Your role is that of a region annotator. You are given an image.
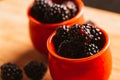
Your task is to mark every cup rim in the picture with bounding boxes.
[27,0,84,28]
[47,26,110,62]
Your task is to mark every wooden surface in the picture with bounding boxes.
[0,0,120,80]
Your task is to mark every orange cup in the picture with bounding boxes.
[47,26,112,80]
[28,0,85,55]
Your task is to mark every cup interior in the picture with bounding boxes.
[47,26,110,62]
[27,0,85,28]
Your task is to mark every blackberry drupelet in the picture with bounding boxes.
[24,61,47,80]
[84,43,99,57]
[0,63,23,80]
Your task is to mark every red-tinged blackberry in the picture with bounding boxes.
[80,24,93,38]
[80,24,102,42]
[81,24,104,49]
[84,43,99,57]
[52,25,69,50]
[24,61,47,80]
[0,63,23,80]
[69,24,93,44]
[63,1,78,18]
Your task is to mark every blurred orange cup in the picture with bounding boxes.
[47,26,112,80]
[28,0,85,55]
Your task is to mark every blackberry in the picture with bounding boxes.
[80,24,102,43]
[31,0,52,22]
[69,24,80,38]
[0,63,23,80]
[86,24,104,49]
[81,24,105,50]
[69,24,92,44]
[90,26,102,41]
[84,43,99,57]
[57,40,85,58]
[80,24,93,37]
[52,25,69,50]
[24,61,47,80]
[63,1,78,18]
[56,25,69,39]
[45,4,70,23]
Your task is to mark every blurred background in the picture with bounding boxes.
[83,0,120,13]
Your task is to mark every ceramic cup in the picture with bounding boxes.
[28,0,85,55]
[47,26,112,80]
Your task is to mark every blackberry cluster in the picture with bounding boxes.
[0,61,47,80]
[31,0,78,23]
[24,61,47,80]
[0,63,23,80]
[53,23,104,58]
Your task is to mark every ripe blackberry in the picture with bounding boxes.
[52,25,69,50]
[31,0,52,22]
[80,24,102,43]
[80,24,93,36]
[0,63,23,80]
[63,1,78,18]
[90,26,102,41]
[57,40,85,58]
[69,24,80,37]
[83,24,104,49]
[84,43,99,57]
[44,3,70,23]
[24,61,47,80]
[69,24,93,44]
[90,26,104,49]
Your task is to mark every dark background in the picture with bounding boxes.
[83,0,120,13]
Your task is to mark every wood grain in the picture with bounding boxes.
[0,0,120,80]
